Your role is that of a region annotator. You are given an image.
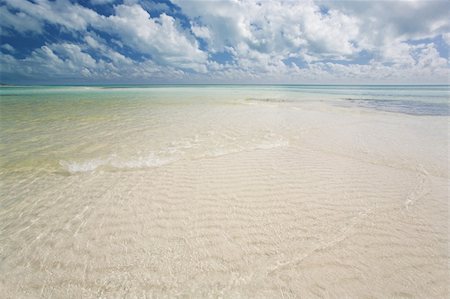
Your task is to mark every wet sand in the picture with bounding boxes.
[0,86,448,298]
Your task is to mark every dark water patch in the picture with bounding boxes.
[0,93,37,97]
[341,98,449,116]
[245,98,293,103]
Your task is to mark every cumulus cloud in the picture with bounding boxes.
[442,33,450,46]
[171,0,448,82]
[1,44,15,53]
[1,0,207,73]
[0,41,185,83]
[90,0,116,5]
[94,4,208,72]
[324,0,450,40]
[0,0,448,83]
[191,24,211,40]
[0,5,44,34]
[174,0,361,60]
[2,0,99,32]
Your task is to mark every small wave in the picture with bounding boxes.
[60,134,290,174]
[60,159,107,173]
[60,153,175,174]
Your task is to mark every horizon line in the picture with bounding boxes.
[1,83,449,87]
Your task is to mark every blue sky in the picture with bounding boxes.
[0,0,449,84]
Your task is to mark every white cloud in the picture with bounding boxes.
[94,3,208,72]
[172,0,448,82]
[173,0,360,60]
[381,41,416,65]
[90,0,115,5]
[413,43,447,69]
[3,0,99,31]
[0,6,44,34]
[325,0,449,40]
[0,0,448,83]
[0,38,187,82]
[191,24,211,40]
[442,33,450,46]
[1,0,208,73]
[1,44,15,53]
[322,0,450,62]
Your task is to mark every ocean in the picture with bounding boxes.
[0,85,448,297]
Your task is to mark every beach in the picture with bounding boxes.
[0,85,448,298]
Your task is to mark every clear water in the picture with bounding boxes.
[0,85,448,175]
[0,85,448,298]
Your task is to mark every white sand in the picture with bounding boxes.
[0,94,448,298]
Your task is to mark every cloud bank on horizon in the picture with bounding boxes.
[0,0,449,84]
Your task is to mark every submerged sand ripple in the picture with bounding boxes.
[0,90,448,298]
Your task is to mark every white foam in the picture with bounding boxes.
[60,153,175,174]
[60,134,289,174]
[60,159,108,173]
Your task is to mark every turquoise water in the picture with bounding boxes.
[0,84,448,298]
[0,85,448,175]
[2,84,448,104]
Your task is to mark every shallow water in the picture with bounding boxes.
[0,85,449,298]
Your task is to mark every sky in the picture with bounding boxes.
[0,0,449,84]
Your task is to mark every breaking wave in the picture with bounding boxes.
[59,135,289,174]
[60,153,175,174]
